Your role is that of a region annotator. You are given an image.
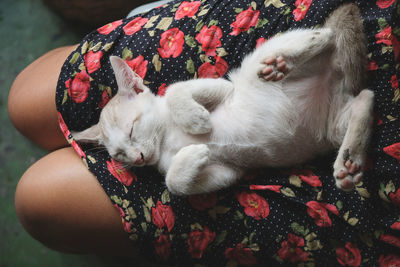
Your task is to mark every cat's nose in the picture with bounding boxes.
[134,153,144,165]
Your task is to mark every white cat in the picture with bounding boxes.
[74,4,374,195]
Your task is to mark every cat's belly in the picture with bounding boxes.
[208,133,330,168]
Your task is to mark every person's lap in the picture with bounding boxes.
[9,46,134,255]
[8,45,76,151]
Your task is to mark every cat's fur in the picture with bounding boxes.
[74,4,374,195]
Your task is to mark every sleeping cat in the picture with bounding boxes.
[74,3,374,195]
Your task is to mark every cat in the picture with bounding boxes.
[73,3,374,196]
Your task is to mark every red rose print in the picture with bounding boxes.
[114,204,132,233]
[195,25,223,56]
[297,169,322,187]
[71,140,86,158]
[389,189,400,206]
[175,1,201,20]
[66,70,91,103]
[123,17,149,35]
[277,233,309,263]
[107,158,136,186]
[157,83,168,96]
[198,56,229,78]
[391,75,399,89]
[256,37,267,48]
[155,234,172,261]
[57,112,71,139]
[99,90,111,109]
[152,200,175,232]
[97,19,123,34]
[188,192,218,211]
[225,243,258,266]
[379,254,400,267]
[376,0,395,9]
[367,60,379,71]
[187,226,215,259]
[158,28,185,58]
[376,27,400,61]
[383,142,400,162]
[237,191,269,220]
[376,26,393,46]
[84,50,103,74]
[336,242,362,267]
[380,234,400,248]
[230,6,260,36]
[393,35,400,61]
[125,55,148,79]
[293,0,313,21]
[249,184,282,192]
[391,222,400,230]
[306,201,338,227]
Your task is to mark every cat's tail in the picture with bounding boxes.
[324,3,367,95]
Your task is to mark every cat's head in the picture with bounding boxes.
[73,56,163,166]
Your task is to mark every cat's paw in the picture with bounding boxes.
[333,148,364,191]
[174,104,212,135]
[166,144,210,195]
[186,106,212,135]
[258,55,289,81]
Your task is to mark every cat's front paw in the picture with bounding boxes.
[184,106,212,135]
[258,55,289,81]
[333,148,365,191]
[166,144,210,195]
[173,103,212,135]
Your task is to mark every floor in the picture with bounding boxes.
[0,1,159,266]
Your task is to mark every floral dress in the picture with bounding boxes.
[56,0,400,266]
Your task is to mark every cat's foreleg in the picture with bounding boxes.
[333,90,374,191]
[166,144,210,195]
[166,78,234,135]
[165,144,241,195]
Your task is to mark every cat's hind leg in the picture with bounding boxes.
[258,55,289,81]
[252,28,335,82]
[333,90,374,191]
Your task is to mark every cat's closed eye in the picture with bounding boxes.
[115,150,127,159]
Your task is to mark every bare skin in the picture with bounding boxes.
[8,46,137,256]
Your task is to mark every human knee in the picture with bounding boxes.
[14,163,61,249]
[8,71,28,133]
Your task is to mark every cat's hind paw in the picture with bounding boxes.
[258,56,289,81]
[333,149,364,191]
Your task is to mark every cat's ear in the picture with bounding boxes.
[110,56,147,99]
[72,124,101,144]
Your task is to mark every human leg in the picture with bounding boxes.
[14,147,137,256]
[8,45,78,151]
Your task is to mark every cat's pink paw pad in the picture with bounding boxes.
[345,160,360,174]
[333,149,364,192]
[259,56,289,81]
[338,178,355,191]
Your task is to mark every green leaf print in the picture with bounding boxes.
[186,58,195,74]
[69,52,80,65]
[122,47,133,60]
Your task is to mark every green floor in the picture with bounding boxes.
[0,1,158,266]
